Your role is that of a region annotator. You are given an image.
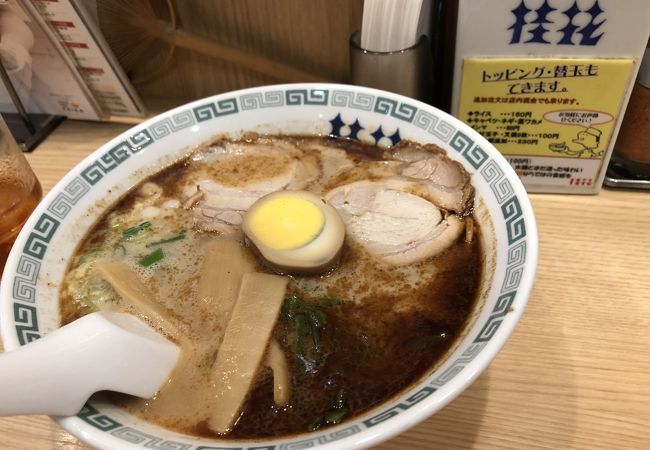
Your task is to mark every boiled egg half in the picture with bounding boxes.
[242,190,345,273]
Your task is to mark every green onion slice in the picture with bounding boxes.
[139,248,164,267]
[122,221,152,240]
[145,230,187,247]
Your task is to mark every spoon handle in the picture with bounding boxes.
[0,312,180,416]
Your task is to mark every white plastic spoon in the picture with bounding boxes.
[0,311,180,416]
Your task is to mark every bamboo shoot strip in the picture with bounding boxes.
[266,339,290,406]
[208,273,288,433]
[96,262,186,344]
[196,240,256,340]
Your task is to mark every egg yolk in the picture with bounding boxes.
[248,196,325,250]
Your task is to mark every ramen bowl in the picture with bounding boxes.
[0,83,538,449]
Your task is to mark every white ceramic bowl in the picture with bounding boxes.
[0,83,538,450]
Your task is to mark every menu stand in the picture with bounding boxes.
[0,59,64,152]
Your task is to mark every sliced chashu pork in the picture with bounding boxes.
[325,142,474,215]
[296,142,357,194]
[325,180,464,265]
[182,139,319,234]
[383,143,474,214]
[182,138,367,234]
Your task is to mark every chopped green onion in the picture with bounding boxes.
[307,309,326,328]
[332,388,346,409]
[306,308,325,354]
[138,248,164,267]
[307,416,324,431]
[282,295,301,321]
[294,314,307,358]
[145,230,187,247]
[113,244,126,256]
[307,388,349,430]
[122,221,152,240]
[311,326,321,354]
[324,408,348,424]
[282,295,329,369]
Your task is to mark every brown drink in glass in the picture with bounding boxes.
[0,117,42,273]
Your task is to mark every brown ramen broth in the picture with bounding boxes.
[59,134,482,439]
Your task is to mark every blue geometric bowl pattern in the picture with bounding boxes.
[6,86,528,449]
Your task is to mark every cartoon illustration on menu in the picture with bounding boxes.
[549,126,604,158]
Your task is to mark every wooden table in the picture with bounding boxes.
[1,120,648,449]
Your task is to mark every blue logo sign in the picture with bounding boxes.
[509,0,605,46]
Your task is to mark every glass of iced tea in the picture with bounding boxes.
[0,115,42,274]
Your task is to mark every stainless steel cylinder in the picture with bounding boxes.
[350,31,431,102]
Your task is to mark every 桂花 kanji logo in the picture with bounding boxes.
[509,0,605,46]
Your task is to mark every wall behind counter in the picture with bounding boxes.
[96,0,364,113]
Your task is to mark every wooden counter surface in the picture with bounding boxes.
[1,120,648,449]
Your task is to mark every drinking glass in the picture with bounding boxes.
[0,115,42,273]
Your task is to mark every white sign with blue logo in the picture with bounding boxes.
[452,0,650,193]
